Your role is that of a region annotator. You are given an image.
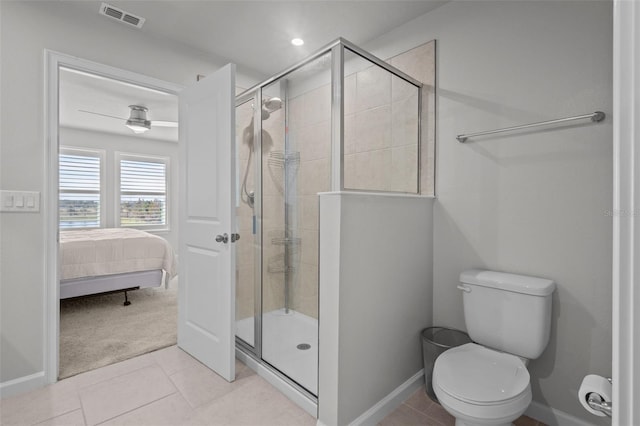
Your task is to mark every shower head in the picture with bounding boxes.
[263,97,283,112]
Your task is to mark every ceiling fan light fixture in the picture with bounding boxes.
[126,105,151,134]
[126,120,151,133]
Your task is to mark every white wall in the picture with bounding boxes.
[59,127,180,251]
[318,192,433,425]
[365,1,612,424]
[0,1,260,385]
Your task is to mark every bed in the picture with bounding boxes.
[59,228,177,301]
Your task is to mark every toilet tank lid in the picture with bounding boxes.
[460,269,555,296]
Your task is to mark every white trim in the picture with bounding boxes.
[612,0,638,425]
[44,50,183,385]
[348,369,424,426]
[525,401,596,426]
[0,371,46,398]
[235,348,318,418]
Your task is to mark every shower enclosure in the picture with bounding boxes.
[234,38,422,402]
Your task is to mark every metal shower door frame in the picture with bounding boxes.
[233,37,424,395]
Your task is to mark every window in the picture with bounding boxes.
[118,154,168,229]
[59,148,104,229]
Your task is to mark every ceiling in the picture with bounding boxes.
[59,68,179,142]
[64,1,446,77]
[57,1,446,140]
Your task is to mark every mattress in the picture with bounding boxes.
[59,228,177,281]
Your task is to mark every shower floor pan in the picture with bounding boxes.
[236,308,318,395]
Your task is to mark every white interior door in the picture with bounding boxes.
[178,64,236,382]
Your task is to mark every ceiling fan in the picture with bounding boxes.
[79,105,178,134]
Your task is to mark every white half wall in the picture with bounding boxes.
[318,192,434,426]
[364,1,613,424]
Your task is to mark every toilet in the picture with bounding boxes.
[432,269,555,426]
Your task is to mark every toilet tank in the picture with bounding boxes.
[459,269,555,360]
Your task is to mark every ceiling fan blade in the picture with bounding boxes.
[151,120,178,128]
[79,109,127,120]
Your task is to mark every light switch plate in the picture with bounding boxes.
[0,190,40,213]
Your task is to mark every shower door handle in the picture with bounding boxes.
[215,233,229,244]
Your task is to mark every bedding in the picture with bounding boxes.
[59,228,177,281]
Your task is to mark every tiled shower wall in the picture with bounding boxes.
[235,40,435,323]
[287,40,436,319]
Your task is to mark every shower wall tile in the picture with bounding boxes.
[344,74,357,116]
[391,73,417,103]
[299,195,319,231]
[300,229,319,267]
[264,40,436,318]
[300,158,330,196]
[344,149,392,191]
[338,41,433,194]
[355,64,392,111]
[263,162,285,197]
[391,145,419,193]
[288,97,303,132]
[302,85,331,127]
[391,94,419,147]
[293,263,319,319]
[388,41,436,196]
[355,105,392,152]
[261,195,286,231]
[388,41,435,89]
[298,120,331,161]
[344,113,357,155]
[262,270,285,313]
[343,154,358,189]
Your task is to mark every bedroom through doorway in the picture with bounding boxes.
[56,63,180,379]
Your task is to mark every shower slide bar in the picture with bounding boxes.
[456,111,606,143]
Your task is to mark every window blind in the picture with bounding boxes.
[119,159,166,226]
[59,153,101,229]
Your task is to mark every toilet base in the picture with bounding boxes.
[455,420,512,426]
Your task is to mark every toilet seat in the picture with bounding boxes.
[433,343,530,405]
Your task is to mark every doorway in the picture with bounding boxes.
[45,51,183,381]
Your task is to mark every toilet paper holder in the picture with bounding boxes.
[585,377,613,418]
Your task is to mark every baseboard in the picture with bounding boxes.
[0,371,46,399]
[349,369,424,426]
[526,400,597,426]
[235,348,318,418]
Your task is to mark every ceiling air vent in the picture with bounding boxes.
[99,3,145,29]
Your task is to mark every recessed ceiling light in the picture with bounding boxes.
[291,38,304,46]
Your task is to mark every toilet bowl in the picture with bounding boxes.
[433,343,532,426]
[432,270,555,426]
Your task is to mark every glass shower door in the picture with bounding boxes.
[260,52,332,396]
[235,99,258,348]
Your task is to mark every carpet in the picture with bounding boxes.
[59,278,177,379]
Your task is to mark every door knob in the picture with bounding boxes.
[215,233,229,243]
[231,233,240,243]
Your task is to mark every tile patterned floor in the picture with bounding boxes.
[1,345,546,426]
[380,386,546,426]
[0,346,315,426]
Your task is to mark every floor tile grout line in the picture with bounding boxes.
[168,365,258,410]
[78,387,89,426]
[71,356,161,392]
[29,407,83,426]
[92,390,180,426]
[402,403,449,426]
